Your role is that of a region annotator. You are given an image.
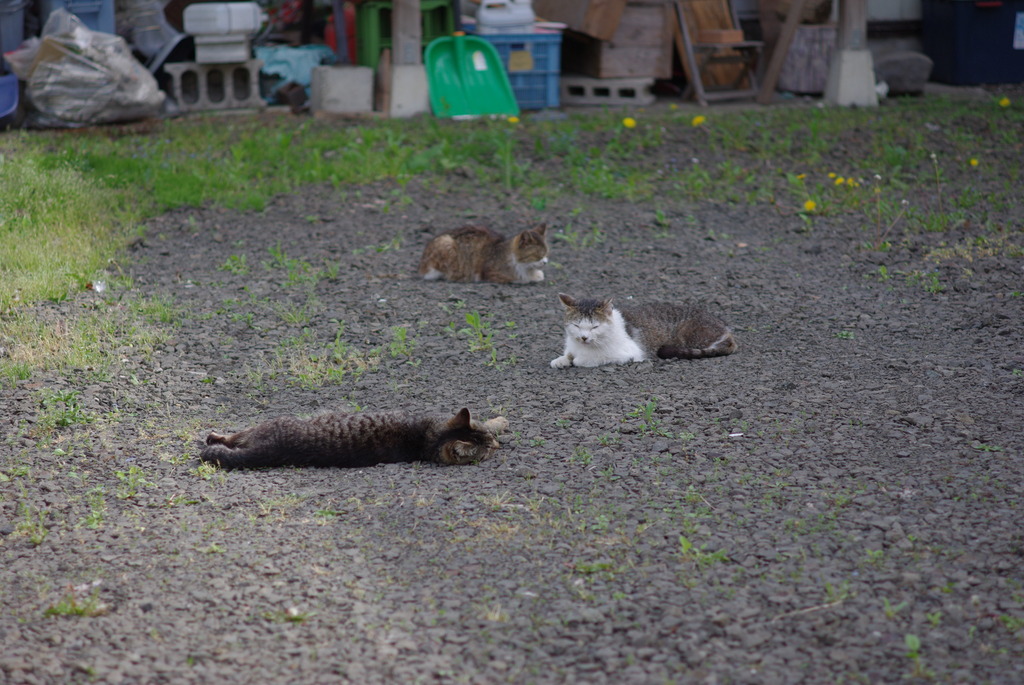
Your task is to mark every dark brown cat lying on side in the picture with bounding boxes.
[200,408,509,469]
[418,224,548,284]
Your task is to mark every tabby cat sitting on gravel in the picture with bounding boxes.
[418,223,548,284]
[200,409,509,469]
[551,293,737,368]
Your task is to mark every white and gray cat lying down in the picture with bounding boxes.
[551,293,736,368]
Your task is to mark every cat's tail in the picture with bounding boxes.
[657,333,738,359]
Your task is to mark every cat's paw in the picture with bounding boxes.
[484,416,509,434]
[550,355,573,369]
[529,269,545,283]
[205,431,227,446]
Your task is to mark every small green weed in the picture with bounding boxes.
[114,465,155,500]
[570,446,593,466]
[883,597,908,619]
[905,270,945,294]
[44,583,109,618]
[39,389,95,430]
[459,312,494,352]
[678,535,728,570]
[82,487,106,529]
[904,634,935,679]
[626,398,669,437]
[219,254,249,275]
[824,580,853,603]
[388,326,417,361]
[16,501,49,545]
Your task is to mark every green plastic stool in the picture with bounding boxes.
[356,0,455,70]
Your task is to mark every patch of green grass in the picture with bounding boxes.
[6,97,1021,316]
[0,299,172,387]
[114,464,155,500]
[678,535,729,570]
[626,398,670,437]
[44,584,109,618]
[219,254,249,275]
[81,487,106,529]
[0,152,140,311]
[16,501,50,546]
[388,326,417,361]
[38,389,95,432]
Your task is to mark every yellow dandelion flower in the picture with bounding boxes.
[669,103,679,110]
[796,173,807,180]
[622,117,637,129]
[835,176,845,185]
[803,199,817,212]
[998,97,1011,107]
[828,172,837,179]
[970,158,979,167]
[691,115,707,127]
[846,177,858,187]
[507,116,520,124]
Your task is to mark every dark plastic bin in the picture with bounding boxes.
[0,0,27,73]
[922,0,1024,84]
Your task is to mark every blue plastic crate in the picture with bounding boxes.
[40,0,115,35]
[476,32,561,110]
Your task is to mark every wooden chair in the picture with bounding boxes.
[673,0,764,106]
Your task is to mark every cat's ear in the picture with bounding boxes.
[599,298,614,315]
[448,407,472,429]
[558,293,576,308]
[533,223,548,237]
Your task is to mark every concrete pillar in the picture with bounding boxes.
[824,0,878,107]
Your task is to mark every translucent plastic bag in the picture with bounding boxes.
[22,9,165,127]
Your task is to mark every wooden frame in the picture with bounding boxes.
[673,0,764,106]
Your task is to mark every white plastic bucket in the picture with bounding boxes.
[476,0,534,35]
[183,2,265,36]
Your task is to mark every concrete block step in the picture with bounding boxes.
[560,75,656,107]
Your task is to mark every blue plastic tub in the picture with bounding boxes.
[0,72,17,118]
[40,0,115,35]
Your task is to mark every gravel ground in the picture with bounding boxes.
[2,107,1024,684]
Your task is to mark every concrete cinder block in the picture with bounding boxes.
[389,64,430,118]
[163,60,265,112]
[560,75,655,107]
[310,65,375,114]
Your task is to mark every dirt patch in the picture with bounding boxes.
[3,124,1024,682]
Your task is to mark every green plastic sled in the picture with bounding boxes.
[425,34,520,118]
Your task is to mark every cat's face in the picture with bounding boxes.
[558,293,613,346]
[436,408,501,465]
[512,224,549,266]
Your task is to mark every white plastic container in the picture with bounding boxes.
[183,2,264,36]
[476,0,535,35]
[194,35,252,63]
